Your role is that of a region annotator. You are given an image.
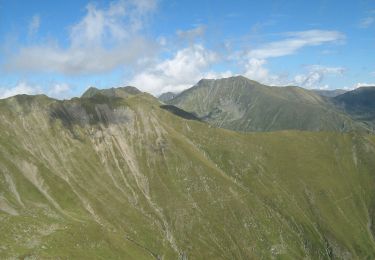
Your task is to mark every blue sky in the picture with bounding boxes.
[1,0,375,98]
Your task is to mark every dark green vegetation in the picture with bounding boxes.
[1,86,375,259]
[167,76,370,132]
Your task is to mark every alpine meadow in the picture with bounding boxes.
[1,0,375,259]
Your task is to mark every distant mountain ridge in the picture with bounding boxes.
[166,76,368,132]
[312,89,347,97]
[82,86,142,98]
[334,86,375,130]
[158,92,178,102]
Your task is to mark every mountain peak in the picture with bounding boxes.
[196,76,265,90]
[199,75,254,83]
[167,75,365,132]
[81,86,142,98]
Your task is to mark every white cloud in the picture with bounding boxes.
[247,30,345,59]
[204,70,234,79]
[47,83,72,99]
[239,30,346,87]
[242,58,289,86]
[28,15,40,36]
[243,58,270,83]
[359,17,374,28]
[130,44,225,94]
[0,82,40,99]
[243,60,345,88]
[352,82,375,89]
[8,39,153,75]
[0,82,73,99]
[129,29,346,92]
[6,0,157,75]
[69,0,154,47]
[293,65,345,88]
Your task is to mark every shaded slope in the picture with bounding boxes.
[160,105,201,121]
[168,76,365,132]
[0,91,375,258]
[334,86,375,129]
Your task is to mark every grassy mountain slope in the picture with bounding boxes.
[334,86,375,130]
[1,91,375,259]
[168,76,365,132]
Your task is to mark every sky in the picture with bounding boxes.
[1,0,375,99]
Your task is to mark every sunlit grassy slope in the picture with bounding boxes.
[1,91,375,259]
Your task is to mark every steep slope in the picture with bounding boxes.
[168,76,365,132]
[1,90,375,259]
[334,86,375,130]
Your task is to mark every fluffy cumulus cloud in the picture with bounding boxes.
[130,44,229,94]
[243,58,268,81]
[130,29,347,93]
[8,39,152,75]
[242,58,288,86]
[242,58,283,85]
[6,0,157,75]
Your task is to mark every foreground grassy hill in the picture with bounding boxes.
[167,76,367,132]
[1,90,375,259]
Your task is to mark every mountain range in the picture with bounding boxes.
[312,89,348,98]
[164,76,374,133]
[1,77,375,259]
